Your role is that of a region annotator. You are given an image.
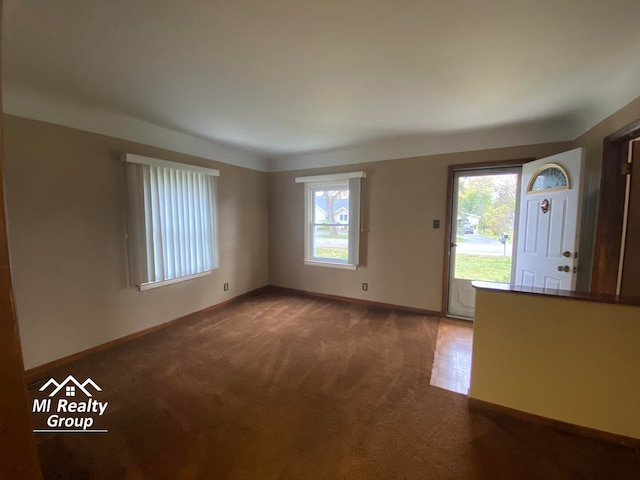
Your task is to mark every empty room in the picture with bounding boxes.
[2,1,640,478]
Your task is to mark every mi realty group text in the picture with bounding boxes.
[33,398,108,430]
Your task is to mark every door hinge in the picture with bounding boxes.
[623,162,633,175]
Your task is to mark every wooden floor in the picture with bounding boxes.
[430,318,473,394]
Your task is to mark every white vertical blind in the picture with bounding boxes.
[124,154,219,288]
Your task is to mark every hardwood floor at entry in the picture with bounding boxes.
[431,318,473,395]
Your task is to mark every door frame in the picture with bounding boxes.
[592,118,640,294]
[441,158,532,318]
[0,0,44,475]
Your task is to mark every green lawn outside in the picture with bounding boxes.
[314,249,510,280]
[315,247,348,260]
[316,233,348,239]
[455,254,511,283]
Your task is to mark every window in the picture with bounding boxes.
[123,154,219,290]
[295,171,365,269]
[527,163,570,193]
[65,386,75,397]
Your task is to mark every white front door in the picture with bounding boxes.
[514,148,585,290]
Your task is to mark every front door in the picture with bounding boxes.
[514,148,585,290]
[447,167,521,318]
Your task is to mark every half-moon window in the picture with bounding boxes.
[527,163,569,193]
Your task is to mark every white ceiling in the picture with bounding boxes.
[4,0,640,171]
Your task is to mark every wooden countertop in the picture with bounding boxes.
[472,281,640,308]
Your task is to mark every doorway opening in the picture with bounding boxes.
[443,150,586,319]
[444,164,523,320]
[592,118,640,294]
[617,138,640,296]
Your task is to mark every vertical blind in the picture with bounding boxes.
[124,154,219,289]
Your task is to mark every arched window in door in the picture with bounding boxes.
[526,163,570,193]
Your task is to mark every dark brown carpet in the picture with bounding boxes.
[28,290,640,479]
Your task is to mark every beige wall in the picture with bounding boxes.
[572,95,640,290]
[3,115,269,369]
[8,93,640,369]
[268,95,640,309]
[268,142,571,312]
[470,288,640,439]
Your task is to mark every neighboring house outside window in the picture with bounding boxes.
[295,171,365,269]
[123,153,219,290]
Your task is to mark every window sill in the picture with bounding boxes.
[138,271,212,291]
[304,260,358,270]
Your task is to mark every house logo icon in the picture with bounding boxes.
[39,375,102,397]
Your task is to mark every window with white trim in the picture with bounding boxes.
[123,154,219,290]
[295,171,365,269]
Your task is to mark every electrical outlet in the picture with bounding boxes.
[362,282,368,291]
[433,219,440,229]
[223,283,229,291]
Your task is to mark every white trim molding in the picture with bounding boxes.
[122,153,220,176]
[138,271,212,291]
[303,260,358,270]
[295,171,366,183]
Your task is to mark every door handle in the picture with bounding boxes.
[557,265,570,272]
[450,243,457,248]
[562,251,571,258]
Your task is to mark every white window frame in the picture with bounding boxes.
[123,153,220,290]
[295,171,365,270]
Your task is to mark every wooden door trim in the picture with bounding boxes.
[441,158,532,318]
[619,141,640,296]
[0,0,43,475]
[591,121,640,294]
